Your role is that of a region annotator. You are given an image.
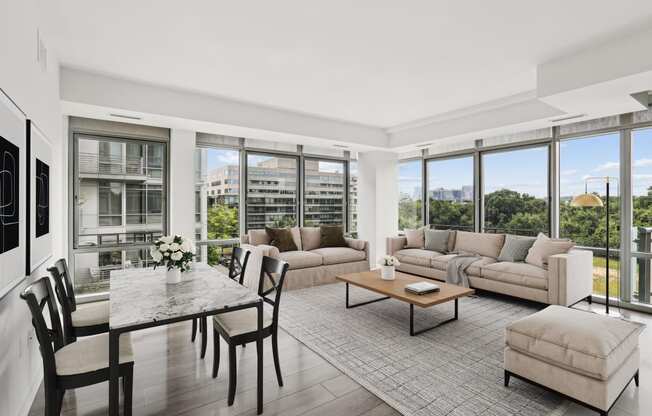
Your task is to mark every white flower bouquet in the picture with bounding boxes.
[379,255,400,267]
[151,235,195,273]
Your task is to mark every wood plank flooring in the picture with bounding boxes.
[27,298,652,416]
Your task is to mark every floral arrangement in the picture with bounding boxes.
[150,235,195,272]
[379,255,400,267]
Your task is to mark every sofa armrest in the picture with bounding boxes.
[345,237,368,258]
[547,249,593,306]
[386,237,406,256]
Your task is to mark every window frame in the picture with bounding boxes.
[302,155,348,229]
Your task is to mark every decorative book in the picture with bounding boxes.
[405,282,440,295]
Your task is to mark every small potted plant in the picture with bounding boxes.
[379,255,400,280]
[150,235,196,284]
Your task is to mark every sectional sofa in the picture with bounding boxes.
[241,227,369,290]
[387,230,593,306]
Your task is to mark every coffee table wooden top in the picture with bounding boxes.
[336,270,474,308]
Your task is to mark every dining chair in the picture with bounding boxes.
[212,255,289,406]
[48,258,109,343]
[21,277,134,416]
[193,246,251,359]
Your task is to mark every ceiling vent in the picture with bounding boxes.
[109,113,142,120]
[549,114,586,123]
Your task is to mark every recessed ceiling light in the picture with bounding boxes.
[549,114,586,123]
[109,113,142,120]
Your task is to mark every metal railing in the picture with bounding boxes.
[78,152,163,178]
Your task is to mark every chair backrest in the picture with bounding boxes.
[47,258,76,311]
[229,246,250,285]
[257,256,289,327]
[20,277,66,383]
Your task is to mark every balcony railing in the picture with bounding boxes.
[78,152,162,178]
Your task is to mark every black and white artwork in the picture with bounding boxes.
[0,90,26,299]
[35,158,49,237]
[0,135,20,253]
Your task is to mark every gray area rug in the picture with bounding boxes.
[278,282,570,416]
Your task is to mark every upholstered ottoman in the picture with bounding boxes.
[504,305,644,416]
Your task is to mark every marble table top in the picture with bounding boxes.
[109,262,261,330]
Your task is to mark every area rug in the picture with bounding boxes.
[278,282,570,416]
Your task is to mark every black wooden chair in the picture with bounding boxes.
[192,247,251,358]
[212,255,289,406]
[48,258,109,343]
[20,277,134,416]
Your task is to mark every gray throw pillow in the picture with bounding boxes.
[424,229,450,253]
[498,234,536,262]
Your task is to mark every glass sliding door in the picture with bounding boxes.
[303,159,346,227]
[426,156,474,231]
[559,132,620,299]
[482,145,549,236]
[398,159,423,230]
[246,153,298,229]
[73,135,167,295]
[631,127,652,304]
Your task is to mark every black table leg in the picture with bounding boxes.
[256,302,263,415]
[410,298,459,336]
[109,330,120,416]
[345,282,390,309]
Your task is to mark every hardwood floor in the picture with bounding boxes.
[27,299,651,416]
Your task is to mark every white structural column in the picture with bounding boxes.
[169,129,197,239]
[358,151,399,267]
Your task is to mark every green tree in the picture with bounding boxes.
[206,204,239,265]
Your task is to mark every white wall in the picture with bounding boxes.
[357,151,399,266]
[169,129,197,239]
[0,0,63,415]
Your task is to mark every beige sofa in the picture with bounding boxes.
[387,231,593,306]
[241,227,369,290]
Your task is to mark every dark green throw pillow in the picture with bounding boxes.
[265,227,298,252]
[319,225,347,248]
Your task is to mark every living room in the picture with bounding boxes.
[2,1,652,416]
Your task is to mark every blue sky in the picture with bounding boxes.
[399,128,652,199]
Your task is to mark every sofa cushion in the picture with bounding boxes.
[424,229,450,253]
[454,231,505,258]
[404,228,425,248]
[525,233,575,269]
[506,305,644,380]
[300,227,321,251]
[248,229,271,246]
[310,247,366,265]
[278,251,323,269]
[498,234,536,262]
[290,227,302,251]
[481,261,548,290]
[394,249,442,267]
[431,254,494,275]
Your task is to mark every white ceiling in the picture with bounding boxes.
[53,0,652,129]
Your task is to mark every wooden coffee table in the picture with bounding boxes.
[336,270,475,336]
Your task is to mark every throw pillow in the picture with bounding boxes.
[248,229,271,246]
[498,234,536,262]
[404,228,425,248]
[265,227,298,252]
[424,229,450,253]
[319,225,348,248]
[525,233,575,269]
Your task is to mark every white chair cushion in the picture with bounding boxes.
[481,262,548,290]
[278,250,323,269]
[309,247,366,265]
[506,305,644,381]
[394,249,442,267]
[214,308,273,337]
[55,333,134,376]
[71,300,110,327]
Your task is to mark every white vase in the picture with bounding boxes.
[166,268,182,284]
[381,265,395,280]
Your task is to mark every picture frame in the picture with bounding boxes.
[26,119,53,274]
[0,89,27,299]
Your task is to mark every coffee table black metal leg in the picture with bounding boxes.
[345,282,390,309]
[410,298,459,336]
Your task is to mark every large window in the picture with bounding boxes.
[349,160,358,235]
[482,146,549,236]
[560,133,620,298]
[304,159,346,227]
[398,159,423,230]
[194,147,240,265]
[632,127,652,304]
[427,156,474,231]
[246,153,298,229]
[73,135,167,295]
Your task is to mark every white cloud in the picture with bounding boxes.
[634,159,652,168]
[594,161,619,172]
[561,169,578,176]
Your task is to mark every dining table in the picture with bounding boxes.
[108,262,265,415]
